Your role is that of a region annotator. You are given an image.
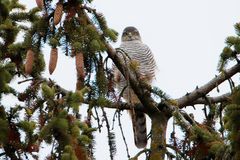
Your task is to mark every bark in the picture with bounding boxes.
[149,112,169,160]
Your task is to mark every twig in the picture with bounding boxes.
[111,110,118,130]
[94,106,102,132]
[117,110,130,159]
[116,48,132,60]
[0,152,5,157]
[18,78,34,84]
[166,144,188,160]
[166,150,175,160]
[227,78,235,92]
[202,105,208,121]
[218,103,225,138]
[101,107,116,160]
[24,153,29,160]
[51,139,56,155]
[118,85,128,102]
[130,149,151,160]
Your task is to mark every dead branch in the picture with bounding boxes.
[189,93,231,106]
[177,64,240,108]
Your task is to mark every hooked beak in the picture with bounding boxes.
[127,32,132,39]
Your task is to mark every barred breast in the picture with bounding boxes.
[113,40,156,94]
[119,40,156,79]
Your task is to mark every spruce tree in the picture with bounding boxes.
[1,0,240,160]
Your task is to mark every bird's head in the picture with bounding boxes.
[121,26,142,42]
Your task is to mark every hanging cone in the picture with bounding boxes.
[25,49,35,74]
[54,2,63,25]
[48,48,58,74]
[75,52,85,90]
[35,0,44,9]
[75,52,85,79]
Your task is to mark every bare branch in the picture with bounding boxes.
[190,93,231,105]
[177,64,240,108]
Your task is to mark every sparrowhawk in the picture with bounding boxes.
[113,26,156,148]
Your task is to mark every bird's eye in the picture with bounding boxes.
[133,30,138,34]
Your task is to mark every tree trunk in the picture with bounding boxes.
[149,112,168,160]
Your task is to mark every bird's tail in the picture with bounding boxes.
[131,110,147,148]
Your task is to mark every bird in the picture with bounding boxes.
[113,26,156,148]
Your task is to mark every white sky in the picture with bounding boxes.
[13,0,240,159]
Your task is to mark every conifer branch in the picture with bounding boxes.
[177,63,240,108]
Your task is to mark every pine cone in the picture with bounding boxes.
[35,0,44,9]
[25,49,35,74]
[54,2,63,25]
[48,48,58,74]
[75,52,85,79]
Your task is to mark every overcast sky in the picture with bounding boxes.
[15,0,240,159]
